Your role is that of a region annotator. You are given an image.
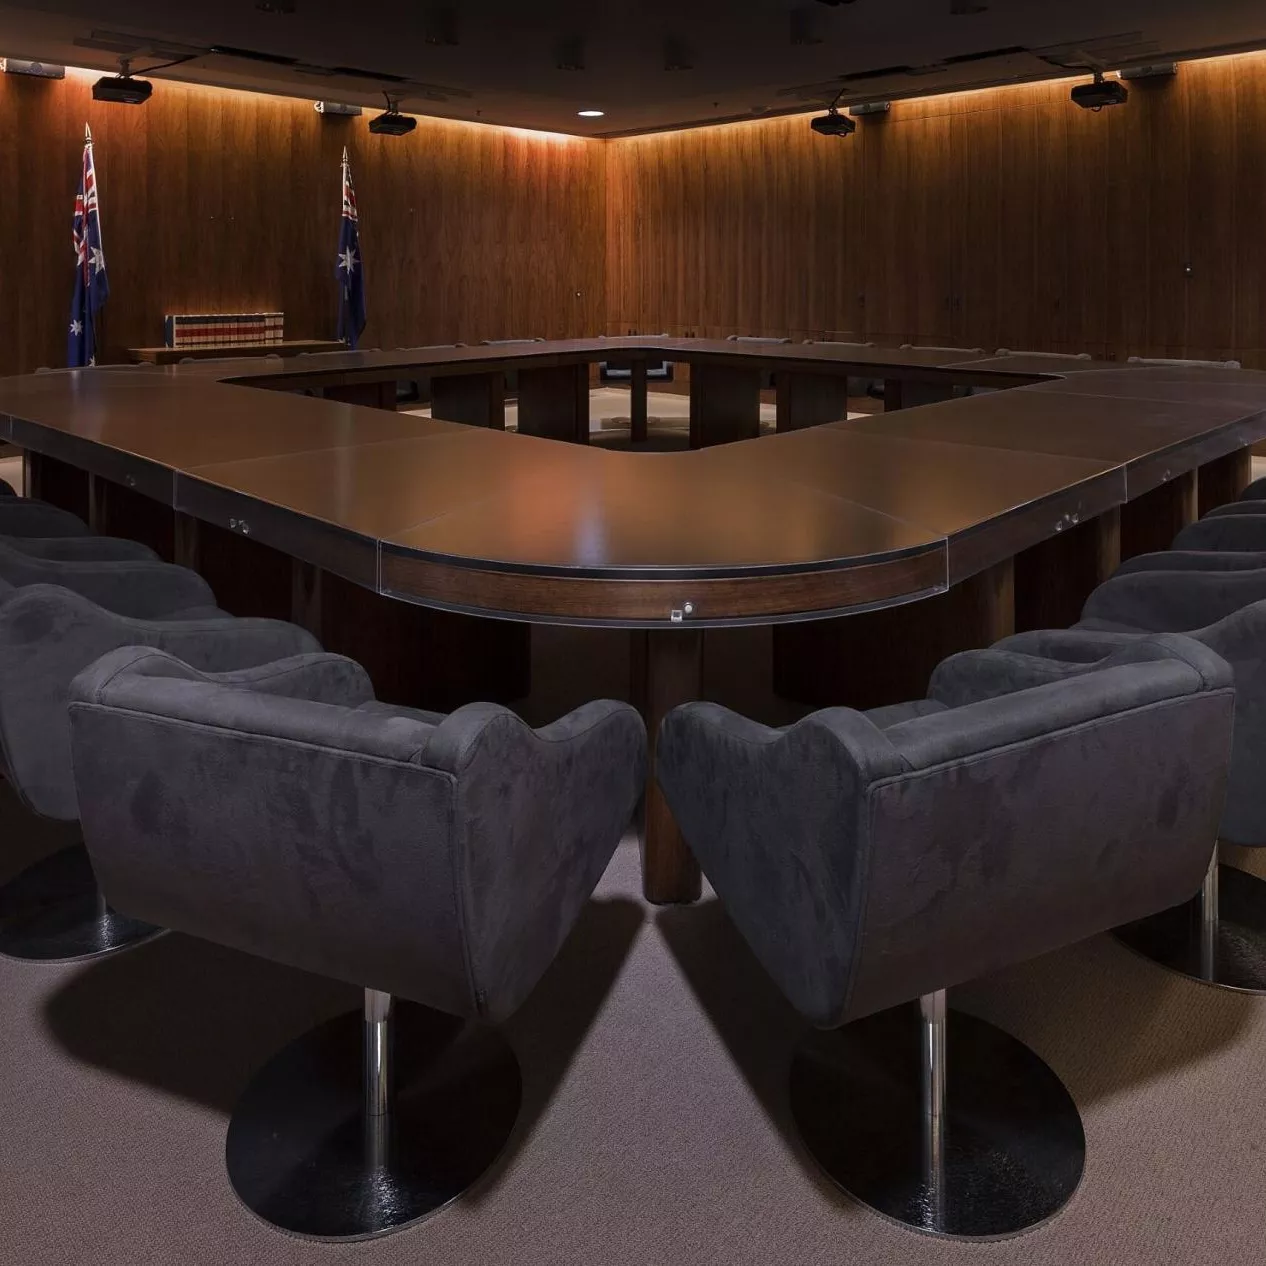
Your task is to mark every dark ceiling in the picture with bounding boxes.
[2,1,1266,135]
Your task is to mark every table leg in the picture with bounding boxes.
[518,364,590,444]
[23,451,90,522]
[689,365,761,448]
[776,372,851,432]
[1120,472,1198,560]
[431,372,506,429]
[1014,508,1120,633]
[630,360,648,444]
[323,381,398,411]
[1198,447,1252,517]
[631,628,704,905]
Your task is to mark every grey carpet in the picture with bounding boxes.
[3,621,1266,1263]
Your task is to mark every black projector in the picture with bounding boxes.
[368,110,416,136]
[92,74,153,105]
[1071,78,1128,110]
[811,108,856,138]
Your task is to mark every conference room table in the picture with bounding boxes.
[1,338,1262,903]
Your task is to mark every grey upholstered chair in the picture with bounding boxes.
[972,573,1266,993]
[1127,355,1242,369]
[0,565,319,963]
[994,348,1093,360]
[0,478,14,495]
[68,647,646,1240]
[657,635,1233,1238]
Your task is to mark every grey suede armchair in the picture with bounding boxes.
[68,646,647,1240]
[0,567,320,963]
[963,572,1266,994]
[657,635,1233,1238]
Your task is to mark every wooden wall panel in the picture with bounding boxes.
[605,50,1266,366]
[0,71,605,375]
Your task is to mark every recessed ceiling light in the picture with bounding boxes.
[577,109,605,117]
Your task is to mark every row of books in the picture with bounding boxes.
[164,312,284,349]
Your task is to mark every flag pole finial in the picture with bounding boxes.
[342,146,349,164]
[84,123,92,143]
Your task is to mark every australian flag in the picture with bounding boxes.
[336,148,366,348]
[68,124,109,367]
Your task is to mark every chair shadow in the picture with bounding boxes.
[42,895,645,1191]
[654,898,864,1214]
[951,930,1259,1110]
[658,894,1260,1211]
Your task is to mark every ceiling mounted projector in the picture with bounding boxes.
[1071,72,1128,110]
[92,57,153,104]
[92,72,152,104]
[369,93,416,135]
[811,106,856,137]
[369,109,416,135]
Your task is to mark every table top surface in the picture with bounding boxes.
[3,341,1264,626]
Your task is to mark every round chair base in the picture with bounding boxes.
[225,1003,523,1242]
[0,843,164,962]
[789,1005,1084,1240]
[1115,863,1266,994]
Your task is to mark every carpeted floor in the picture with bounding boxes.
[2,784,1265,1266]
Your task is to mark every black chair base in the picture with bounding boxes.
[226,1000,522,1241]
[1115,863,1266,994]
[789,1003,1084,1240]
[0,843,164,962]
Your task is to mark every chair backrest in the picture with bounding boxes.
[995,348,1092,360]
[480,337,544,345]
[727,335,790,344]
[899,343,986,356]
[659,636,1232,1028]
[69,647,645,1021]
[803,340,877,349]
[1128,355,1242,369]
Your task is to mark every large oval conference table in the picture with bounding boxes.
[2,337,1263,902]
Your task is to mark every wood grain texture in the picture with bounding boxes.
[0,71,604,375]
[605,51,1266,366]
[631,628,704,905]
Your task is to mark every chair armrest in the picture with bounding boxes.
[1115,549,1266,576]
[0,500,90,538]
[1081,567,1266,631]
[0,554,215,619]
[930,631,1231,707]
[2,534,160,563]
[73,646,371,708]
[1172,514,1266,552]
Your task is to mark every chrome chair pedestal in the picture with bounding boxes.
[789,992,1084,1240]
[226,989,522,1242]
[0,842,163,962]
[1115,849,1266,994]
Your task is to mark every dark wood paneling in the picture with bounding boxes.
[0,73,605,375]
[606,53,1266,366]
